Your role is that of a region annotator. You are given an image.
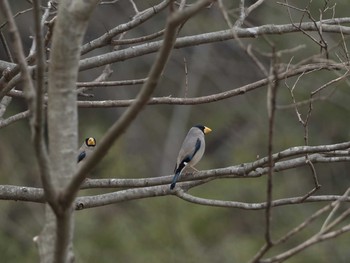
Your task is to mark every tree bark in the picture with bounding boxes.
[36,1,99,262]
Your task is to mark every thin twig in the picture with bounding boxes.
[265,46,278,247]
[0,7,33,29]
[321,187,350,231]
[0,30,13,62]
[77,64,113,96]
[76,78,147,87]
[260,187,350,262]
[183,57,189,98]
[111,29,165,45]
[261,223,350,263]
[311,69,350,95]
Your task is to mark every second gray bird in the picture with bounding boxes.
[78,137,96,163]
[170,125,212,190]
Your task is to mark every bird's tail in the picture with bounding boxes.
[170,162,186,190]
[170,172,180,190]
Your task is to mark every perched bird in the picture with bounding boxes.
[78,137,96,163]
[170,125,212,190]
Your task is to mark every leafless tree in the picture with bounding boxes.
[1,0,350,262]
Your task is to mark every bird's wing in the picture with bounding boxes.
[77,151,86,163]
[183,134,201,158]
[192,138,201,159]
[177,137,201,165]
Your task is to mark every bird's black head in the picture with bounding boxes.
[194,125,212,134]
[85,137,96,147]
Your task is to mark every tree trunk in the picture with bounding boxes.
[36,1,99,262]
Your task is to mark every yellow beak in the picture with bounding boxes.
[87,137,96,146]
[204,126,212,134]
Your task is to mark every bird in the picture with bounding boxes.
[78,137,96,163]
[170,125,212,190]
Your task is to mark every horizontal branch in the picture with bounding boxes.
[2,184,349,212]
[1,17,350,74]
[4,62,347,110]
[76,193,350,210]
[0,185,44,202]
[76,62,347,108]
[0,141,349,208]
[76,78,147,87]
[175,190,350,210]
[77,141,350,189]
[79,20,350,71]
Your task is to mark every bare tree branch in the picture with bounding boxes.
[261,223,350,263]
[76,77,147,88]
[0,0,35,122]
[79,20,350,71]
[81,0,172,54]
[0,141,348,204]
[0,109,30,128]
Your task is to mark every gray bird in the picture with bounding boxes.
[78,137,96,163]
[170,125,212,190]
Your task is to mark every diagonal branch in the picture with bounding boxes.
[81,0,172,54]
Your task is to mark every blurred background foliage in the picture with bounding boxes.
[1,0,350,262]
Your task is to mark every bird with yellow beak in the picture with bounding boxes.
[170,125,212,190]
[78,137,96,163]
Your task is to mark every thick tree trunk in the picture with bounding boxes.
[36,1,99,262]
